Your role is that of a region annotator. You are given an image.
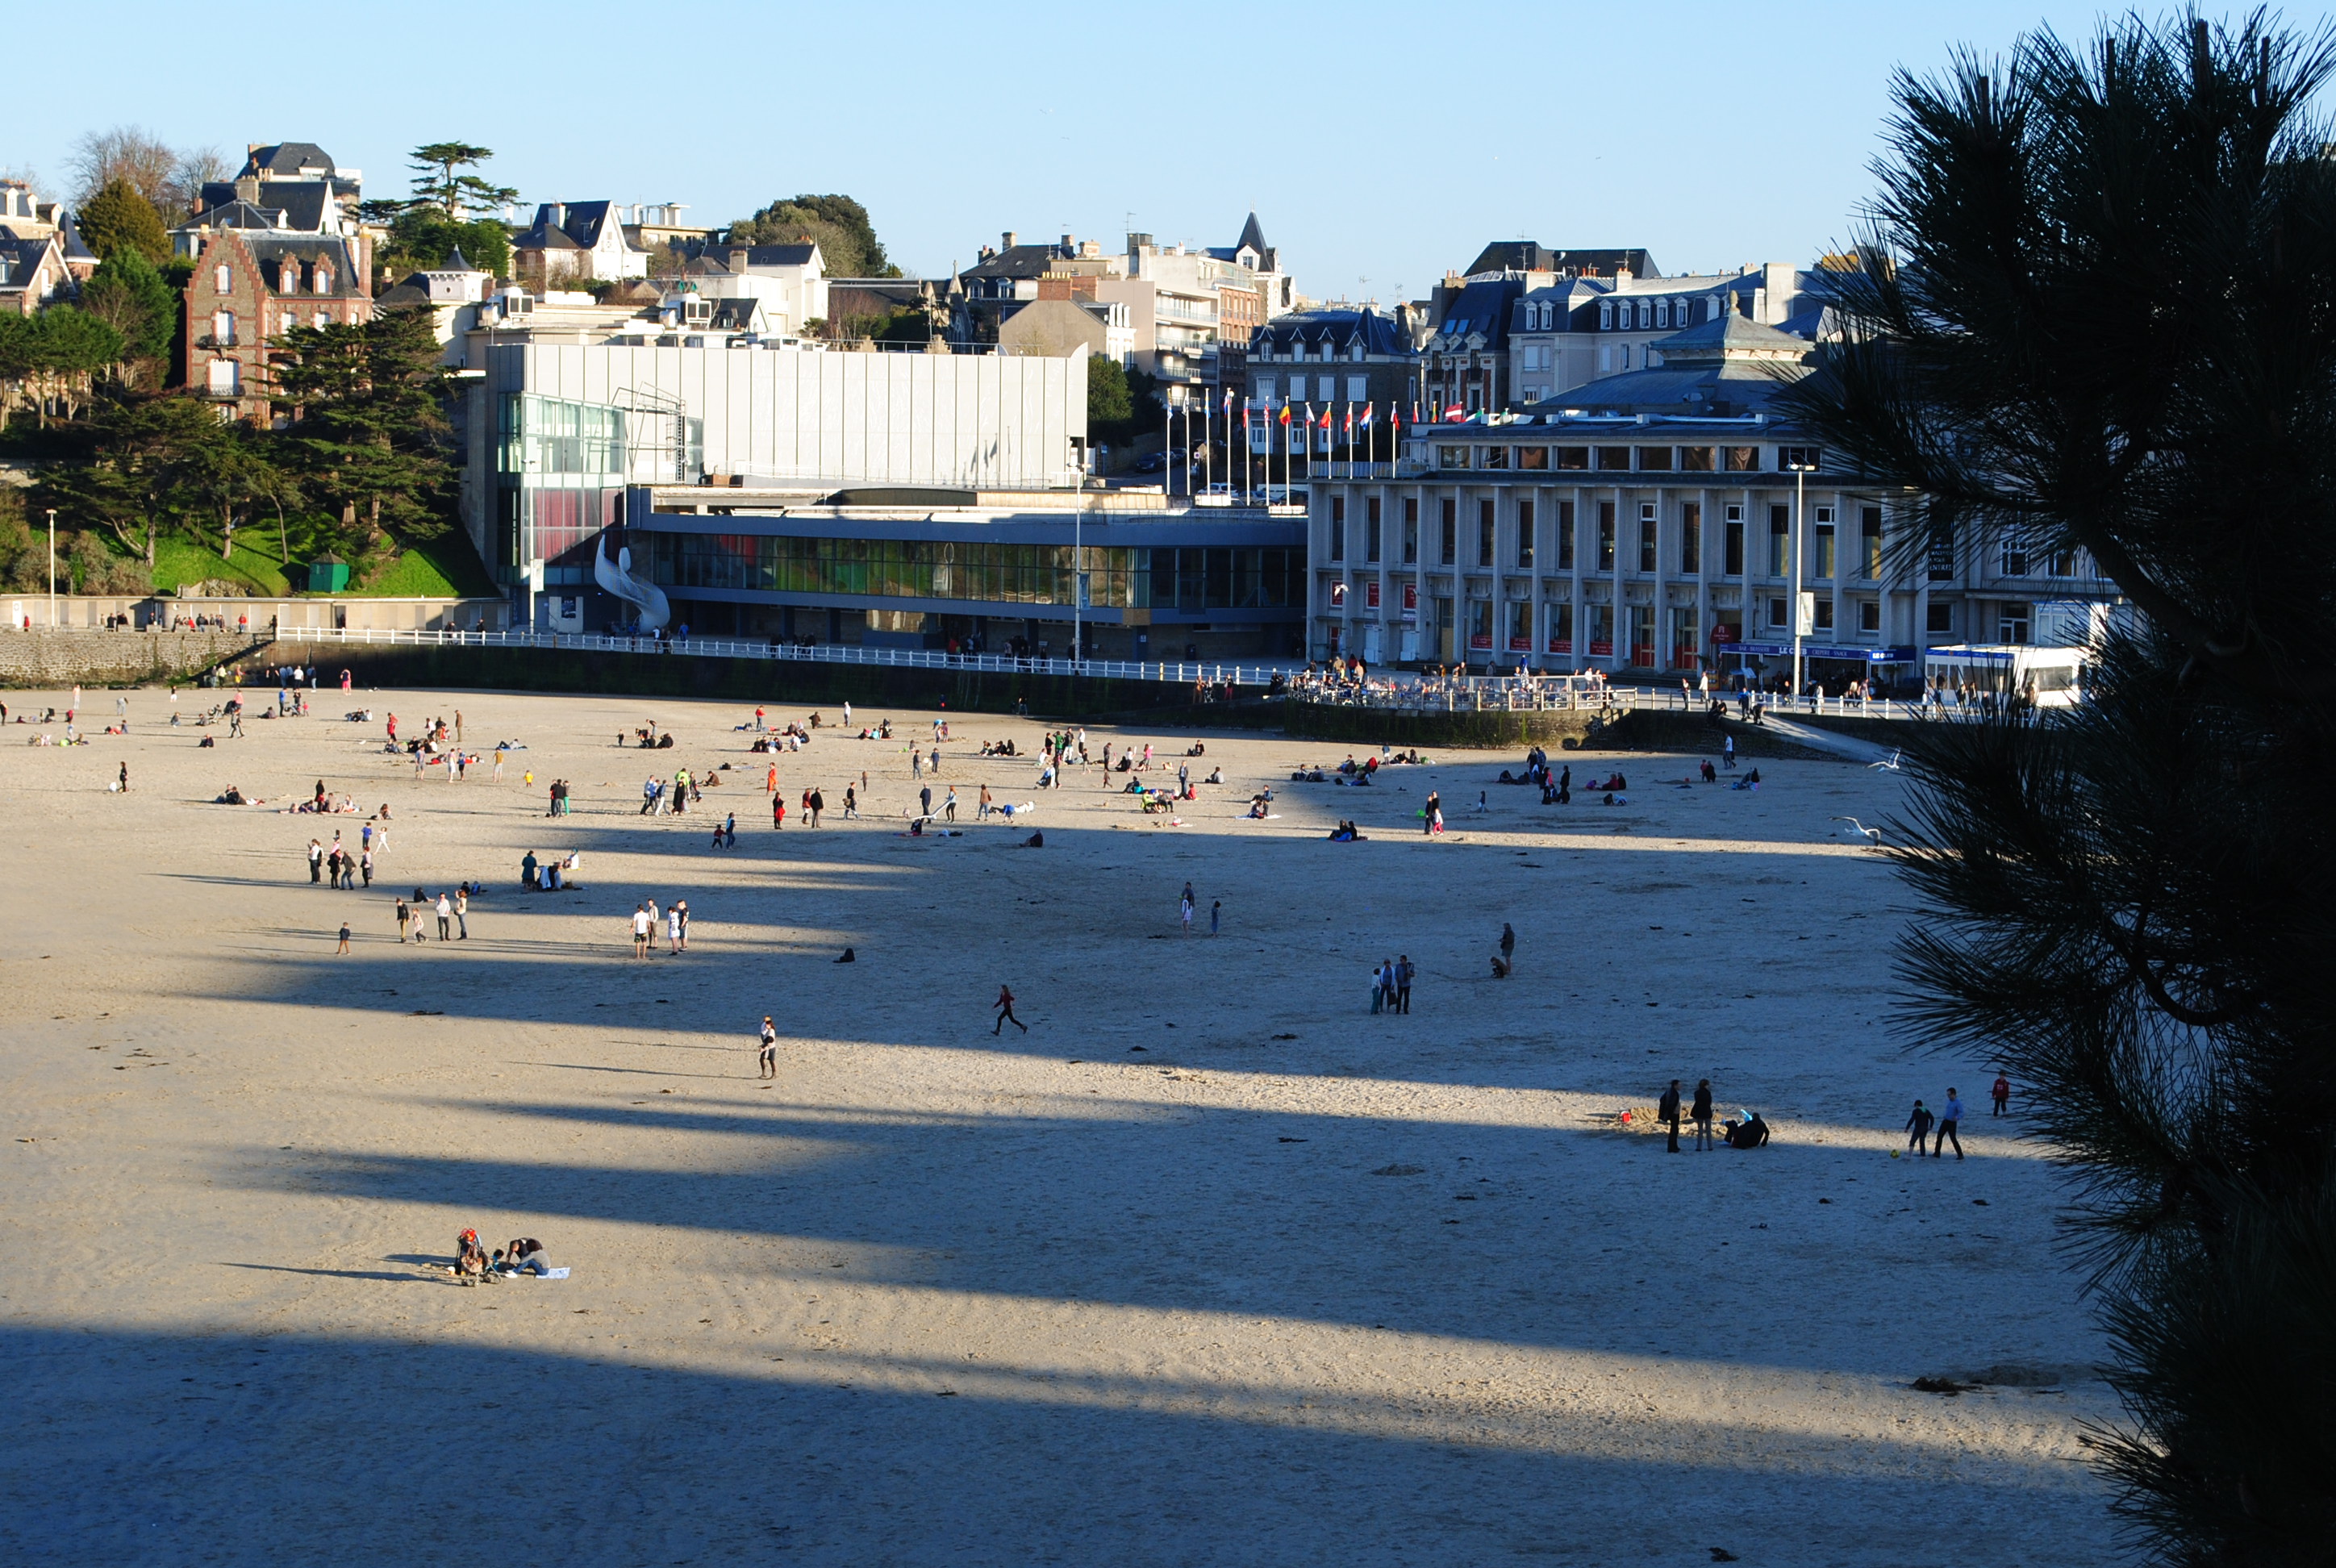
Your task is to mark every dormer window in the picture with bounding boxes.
[1599,302,1613,331]
[314,264,332,294]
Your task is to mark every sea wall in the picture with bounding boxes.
[232,640,1235,720]
[0,629,261,689]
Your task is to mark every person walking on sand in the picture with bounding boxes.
[1905,1098,1935,1155]
[1991,1073,2012,1117]
[994,984,1027,1034]
[454,887,469,940]
[308,839,324,884]
[757,1015,778,1079]
[843,786,858,820]
[1395,954,1413,1014]
[1659,1079,1683,1153]
[1210,899,1221,936]
[395,897,413,944]
[436,892,453,941]
[773,793,786,830]
[1692,1078,1716,1151]
[1180,882,1195,935]
[920,784,932,821]
[361,849,375,888]
[808,789,823,828]
[1422,790,1440,835]
[943,786,957,822]
[336,920,351,954]
[632,903,653,958]
[118,761,128,793]
[1499,922,1516,973]
[668,901,684,956]
[1934,1089,1965,1159]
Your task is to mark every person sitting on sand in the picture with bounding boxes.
[1725,1112,1771,1149]
[454,1228,490,1278]
[496,1238,552,1276]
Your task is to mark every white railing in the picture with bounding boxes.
[1285,682,1647,716]
[250,623,1295,694]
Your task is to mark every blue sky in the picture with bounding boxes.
[11,2,2332,295]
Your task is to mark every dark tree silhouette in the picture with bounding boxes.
[1779,14,2336,1562]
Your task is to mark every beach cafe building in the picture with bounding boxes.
[1296,313,2126,686]
[615,483,1306,661]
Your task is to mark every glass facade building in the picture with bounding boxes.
[647,534,1300,615]
[494,394,703,586]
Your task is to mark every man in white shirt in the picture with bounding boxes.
[1934,1090,1966,1159]
[632,903,653,958]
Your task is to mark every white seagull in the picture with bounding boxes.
[1832,815,1883,848]
[1869,749,1904,772]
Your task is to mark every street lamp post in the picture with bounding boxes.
[46,508,56,628]
[1786,461,1817,701]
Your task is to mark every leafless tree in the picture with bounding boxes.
[163,146,228,218]
[67,126,179,209]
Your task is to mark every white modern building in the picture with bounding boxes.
[460,330,1089,601]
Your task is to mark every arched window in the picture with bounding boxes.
[214,264,232,293]
[1598,302,1613,330]
[314,264,332,294]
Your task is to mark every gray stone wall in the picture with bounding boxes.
[0,630,260,689]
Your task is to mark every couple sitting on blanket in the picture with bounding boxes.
[454,1229,553,1278]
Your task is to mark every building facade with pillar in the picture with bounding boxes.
[1299,313,2123,686]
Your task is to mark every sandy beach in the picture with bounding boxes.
[0,684,2113,1566]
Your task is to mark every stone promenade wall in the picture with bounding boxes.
[0,629,260,689]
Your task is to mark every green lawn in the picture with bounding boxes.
[148,535,295,597]
[131,529,496,599]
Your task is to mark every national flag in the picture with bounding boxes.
[1341,407,1354,436]
[1356,403,1375,430]
[1316,405,1333,430]
[1278,402,1292,425]
[1221,387,1234,413]
[1443,404,1467,423]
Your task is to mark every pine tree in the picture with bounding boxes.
[1779,15,2336,1561]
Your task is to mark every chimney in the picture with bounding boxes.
[235,175,261,206]
[728,246,750,272]
[1002,231,1016,249]
[1060,233,1074,253]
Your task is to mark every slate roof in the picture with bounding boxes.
[736,243,818,269]
[1249,307,1412,357]
[1519,318,1810,417]
[1208,211,1276,273]
[707,298,762,331]
[56,212,94,262]
[1432,277,1529,348]
[1463,242,1659,279]
[0,231,63,300]
[1650,313,1812,361]
[241,142,336,178]
[235,235,369,298]
[176,200,290,234]
[962,242,1072,281]
[514,202,627,253]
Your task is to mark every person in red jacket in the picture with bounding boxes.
[994,984,1027,1035]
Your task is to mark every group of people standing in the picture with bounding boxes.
[629,899,690,957]
[1369,956,1416,1014]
